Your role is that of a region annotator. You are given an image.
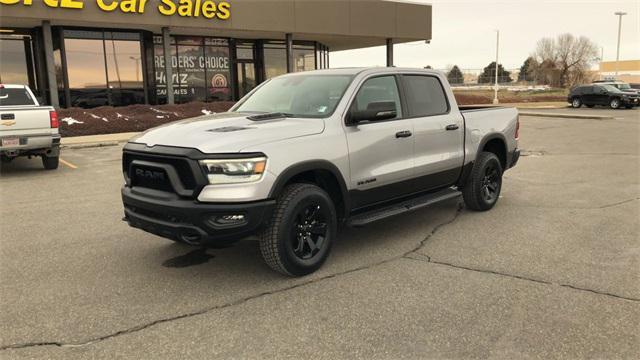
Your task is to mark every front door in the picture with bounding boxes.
[237,62,256,99]
[344,75,415,209]
[401,74,465,190]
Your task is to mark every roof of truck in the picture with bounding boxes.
[281,67,442,77]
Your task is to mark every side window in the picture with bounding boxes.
[403,75,449,117]
[352,76,402,120]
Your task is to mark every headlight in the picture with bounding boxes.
[199,157,267,185]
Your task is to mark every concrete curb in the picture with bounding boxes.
[61,132,139,149]
[519,111,614,120]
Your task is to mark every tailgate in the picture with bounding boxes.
[0,107,52,133]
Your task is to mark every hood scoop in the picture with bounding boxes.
[247,112,294,121]
[207,126,255,133]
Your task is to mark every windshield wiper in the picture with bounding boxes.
[247,112,295,121]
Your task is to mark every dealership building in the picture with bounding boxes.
[0,0,432,108]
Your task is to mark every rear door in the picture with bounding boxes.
[344,75,415,209]
[402,74,464,190]
[593,85,609,105]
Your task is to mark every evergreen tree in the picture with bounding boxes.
[447,65,465,84]
[518,57,537,82]
[478,62,512,84]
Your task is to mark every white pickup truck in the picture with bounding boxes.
[0,84,60,169]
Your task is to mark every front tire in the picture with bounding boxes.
[42,155,59,170]
[462,152,503,211]
[260,183,336,276]
[571,98,582,108]
[610,98,621,109]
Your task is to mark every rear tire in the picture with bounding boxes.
[260,183,336,276]
[610,98,621,109]
[462,152,503,212]
[42,155,59,170]
[571,98,582,108]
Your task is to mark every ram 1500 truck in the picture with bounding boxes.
[0,84,60,169]
[122,68,520,276]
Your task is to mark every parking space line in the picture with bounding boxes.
[59,158,78,169]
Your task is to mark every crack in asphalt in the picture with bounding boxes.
[0,204,466,352]
[500,197,640,210]
[403,256,640,303]
[2,199,637,352]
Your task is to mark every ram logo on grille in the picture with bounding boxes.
[135,168,166,181]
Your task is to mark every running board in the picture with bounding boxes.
[347,188,462,227]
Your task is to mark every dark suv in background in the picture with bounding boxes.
[569,84,639,109]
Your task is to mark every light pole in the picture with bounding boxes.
[614,11,627,76]
[493,30,500,105]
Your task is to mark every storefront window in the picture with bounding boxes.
[0,36,31,85]
[263,42,286,80]
[62,30,143,108]
[293,45,316,73]
[153,36,231,104]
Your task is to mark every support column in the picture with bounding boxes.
[285,33,293,73]
[386,38,394,67]
[162,27,174,105]
[41,21,59,108]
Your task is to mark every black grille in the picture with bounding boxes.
[130,165,173,192]
[123,151,199,192]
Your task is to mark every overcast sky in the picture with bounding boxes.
[331,0,640,71]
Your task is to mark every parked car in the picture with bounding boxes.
[0,84,60,169]
[121,68,520,276]
[569,84,639,109]
[593,80,640,95]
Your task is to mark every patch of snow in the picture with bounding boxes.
[156,115,165,119]
[87,113,102,119]
[102,117,109,122]
[201,109,214,115]
[61,117,84,125]
[116,113,124,118]
[150,107,170,114]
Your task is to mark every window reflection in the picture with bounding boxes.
[0,38,30,85]
[64,38,107,89]
[264,42,286,80]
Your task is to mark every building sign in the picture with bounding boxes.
[0,0,231,20]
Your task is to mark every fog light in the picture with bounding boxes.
[209,214,246,227]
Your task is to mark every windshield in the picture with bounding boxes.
[233,75,354,118]
[601,85,623,93]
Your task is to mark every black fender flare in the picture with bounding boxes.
[268,160,351,216]
[477,132,509,168]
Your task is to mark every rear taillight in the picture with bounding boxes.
[515,116,520,141]
[50,110,59,128]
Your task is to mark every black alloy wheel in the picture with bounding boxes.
[260,183,336,276]
[291,204,328,260]
[481,163,500,203]
[462,151,503,211]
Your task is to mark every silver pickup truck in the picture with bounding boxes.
[0,84,60,169]
[122,68,520,276]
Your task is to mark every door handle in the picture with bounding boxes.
[446,124,459,131]
[396,130,413,138]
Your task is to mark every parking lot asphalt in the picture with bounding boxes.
[1,108,638,359]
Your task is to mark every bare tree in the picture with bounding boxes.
[532,34,599,88]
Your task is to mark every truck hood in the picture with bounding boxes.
[131,112,325,153]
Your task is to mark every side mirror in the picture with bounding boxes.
[347,101,397,125]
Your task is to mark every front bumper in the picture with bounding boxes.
[122,186,275,244]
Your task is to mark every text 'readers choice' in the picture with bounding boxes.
[0,0,232,20]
